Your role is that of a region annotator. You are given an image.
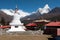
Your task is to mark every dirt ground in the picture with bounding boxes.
[0,35,52,40]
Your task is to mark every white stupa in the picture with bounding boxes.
[7,5,26,32]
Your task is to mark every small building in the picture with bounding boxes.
[45,22,60,36]
[33,20,50,30]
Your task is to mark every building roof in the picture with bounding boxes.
[45,22,60,26]
[34,20,50,22]
[26,23,37,27]
[0,25,10,29]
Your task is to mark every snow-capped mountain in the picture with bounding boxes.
[21,4,51,20]
[1,9,30,17]
[0,4,50,18]
[17,10,30,17]
[1,9,14,16]
[37,4,50,14]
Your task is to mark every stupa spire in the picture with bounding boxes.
[15,4,18,13]
[16,4,18,9]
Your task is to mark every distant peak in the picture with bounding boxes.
[37,4,51,14]
[44,4,50,9]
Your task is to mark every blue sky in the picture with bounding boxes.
[0,0,60,13]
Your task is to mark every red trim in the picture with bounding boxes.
[0,26,10,29]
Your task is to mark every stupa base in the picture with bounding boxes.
[6,26,26,32]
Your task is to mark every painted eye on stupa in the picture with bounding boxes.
[18,13,20,15]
